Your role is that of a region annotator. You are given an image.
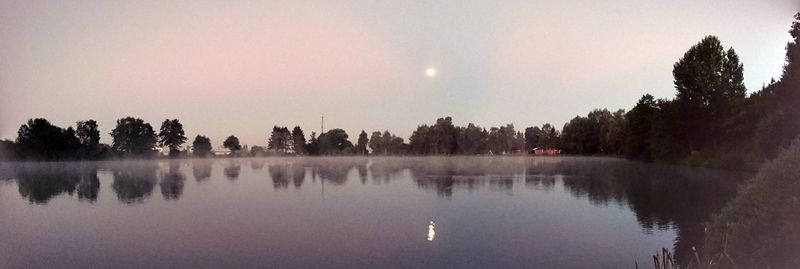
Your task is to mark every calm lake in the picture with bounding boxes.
[0,156,749,268]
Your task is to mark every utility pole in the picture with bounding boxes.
[321,113,324,134]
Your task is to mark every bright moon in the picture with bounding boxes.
[425,67,437,78]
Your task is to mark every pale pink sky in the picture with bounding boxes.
[0,0,797,147]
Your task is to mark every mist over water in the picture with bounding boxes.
[0,156,749,268]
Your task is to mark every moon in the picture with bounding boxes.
[425,67,437,78]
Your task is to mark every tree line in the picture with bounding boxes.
[1,14,798,167]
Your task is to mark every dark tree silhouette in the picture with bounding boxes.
[291,126,306,155]
[268,126,291,153]
[110,117,157,156]
[318,129,353,155]
[673,36,745,153]
[16,118,79,160]
[305,132,320,155]
[223,135,242,155]
[192,135,212,157]
[356,130,369,155]
[76,120,101,158]
[158,119,187,157]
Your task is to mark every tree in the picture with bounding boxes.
[223,135,242,155]
[356,130,369,155]
[305,132,320,155]
[16,118,79,160]
[458,123,487,155]
[369,131,384,154]
[625,94,657,160]
[408,125,430,155]
[539,123,559,149]
[158,119,187,157]
[267,126,291,154]
[673,36,746,152]
[291,126,306,155]
[76,120,100,149]
[192,135,212,157]
[431,117,459,154]
[110,117,157,156]
[110,120,142,157]
[0,139,17,160]
[756,13,800,157]
[318,129,353,155]
[524,126,541,153]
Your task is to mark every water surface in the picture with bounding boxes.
[0,157,748,268]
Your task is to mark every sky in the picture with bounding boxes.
[1,0,797,148]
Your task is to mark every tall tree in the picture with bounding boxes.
[192,135,212,157]
[369,131,384,155]
[356,130,369,155]
[110,117,157,156]
[673,36,746,152]
[268,126,291,153]
[625,94,657,160]
[291,126,306,155]
[158,119,187,157]
[76,120,101,158]
[524,126,541,153]
[223,135,242,155]
[76,120,100,149]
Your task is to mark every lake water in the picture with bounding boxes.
[0,156,749,268]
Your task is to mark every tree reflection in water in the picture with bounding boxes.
[111,162,158,204]
[192,161,212,182]
[9,163,99,204]
[223,162,241,180]
[0,156,748,267]
[159,162,186,200]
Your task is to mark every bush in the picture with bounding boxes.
[703,138,800,268]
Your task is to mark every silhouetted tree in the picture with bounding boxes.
[318,129,353,155]
[457,123,488,155]
[355,130,369,155]
[305,132,320,155]
[223,135,242,155]
[158,119,187,157]
[16,118,80,160]
[291,126,306,154]
[673,36,746,153]
[267,126,291,153]
[369,131,384,154]
[409,125,431,155]
[110,117,157,156]
[524,126,541,153]
[0,139,17,160]
[76,120,101,158]
[192,135,212,157]
[625,95,657,160]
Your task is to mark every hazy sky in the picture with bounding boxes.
[1,0,797,147]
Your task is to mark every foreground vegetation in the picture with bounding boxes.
[701,138,800,268]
